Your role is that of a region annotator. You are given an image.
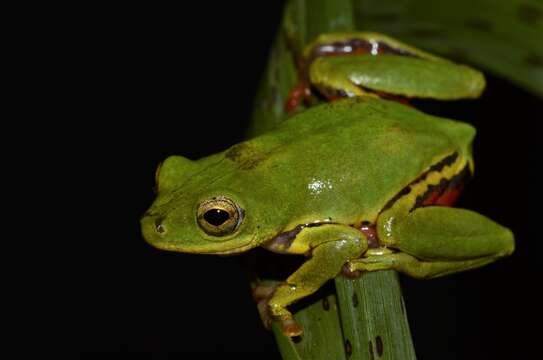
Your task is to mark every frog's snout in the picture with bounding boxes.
[153,216,167,234]
[140,213,167,246]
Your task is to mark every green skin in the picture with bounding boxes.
[305,32,485,100]
[141,33,514,337]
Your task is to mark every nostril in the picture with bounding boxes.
[155,217,166,234]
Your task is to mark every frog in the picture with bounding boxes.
[285,32,486,112]
[141,96,514,337]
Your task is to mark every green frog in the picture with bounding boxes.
[141,33,513,337]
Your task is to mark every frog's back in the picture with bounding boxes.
[241,98,475,225]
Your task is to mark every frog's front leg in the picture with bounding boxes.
[348,206,514,278]
[267,225,367,337]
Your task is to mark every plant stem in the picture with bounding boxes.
[249,1,416,358]
[272,293,347,360]
[335,271,416,360]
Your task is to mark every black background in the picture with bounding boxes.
[11,2,541,358]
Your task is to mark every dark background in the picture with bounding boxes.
[11,2,540,358]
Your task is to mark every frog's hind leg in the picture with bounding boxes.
[347,252,501,279]
[348,206,514,279]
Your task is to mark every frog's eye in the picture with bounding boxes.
[197,197,243,236]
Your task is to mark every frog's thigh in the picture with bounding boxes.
[355,206,515,278]
[388,206,514,260]
[268,225,366,320]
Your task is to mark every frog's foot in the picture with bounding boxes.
[252,281,282,329]
[341,262,362,278]
[252,281,304,335]
[279,317,304,337]
[268,296,304,337]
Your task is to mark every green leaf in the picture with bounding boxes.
[272,294,348,360]
[352,0,543,97]
[335,272,416,360]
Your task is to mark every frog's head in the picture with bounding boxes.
[141,155,267,255]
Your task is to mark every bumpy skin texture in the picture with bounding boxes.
[141,97,514,336]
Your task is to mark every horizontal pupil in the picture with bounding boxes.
[204,209,230,226]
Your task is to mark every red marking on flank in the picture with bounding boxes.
[435,187,463,206]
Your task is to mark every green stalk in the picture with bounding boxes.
[335,272,416,360]
[249,1,416,359]
[272,294,347,360]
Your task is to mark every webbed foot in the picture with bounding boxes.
[252,281,304,336]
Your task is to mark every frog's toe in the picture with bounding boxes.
[252,281,283,329]
[257,299,274,329]
[280,318,304,337]
[341,262,362,278]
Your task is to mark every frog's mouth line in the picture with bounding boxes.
[199,228,260,255]
[197,241,255,255]
[154,234,257,255]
